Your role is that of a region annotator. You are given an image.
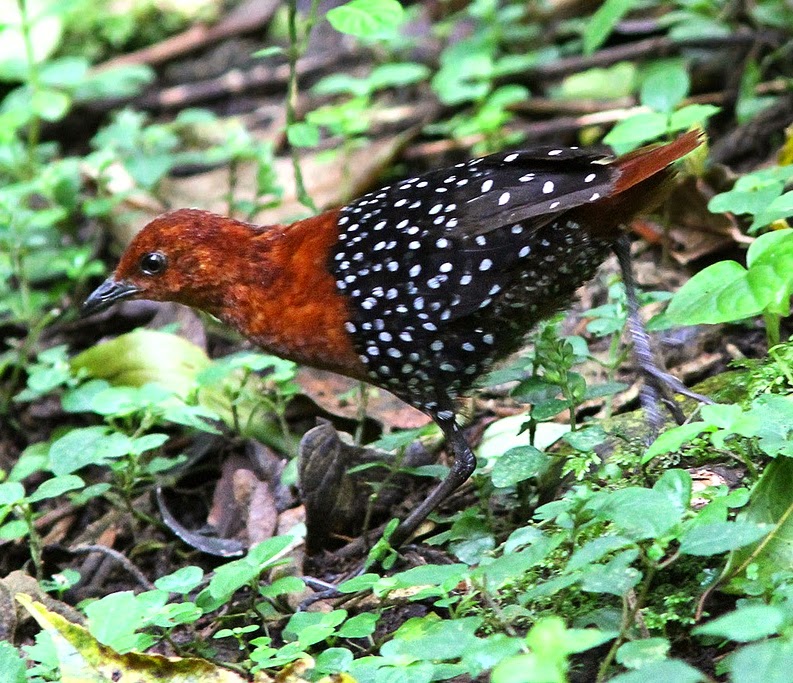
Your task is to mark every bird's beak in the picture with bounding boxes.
[82,277,141,316]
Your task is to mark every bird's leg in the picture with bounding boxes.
[613,235,712,428]
[388,409,477,548]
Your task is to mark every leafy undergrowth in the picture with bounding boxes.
[2,1,793,682]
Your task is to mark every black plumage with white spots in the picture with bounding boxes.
[329,145,622,415]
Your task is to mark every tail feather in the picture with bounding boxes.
[613,130,702,194]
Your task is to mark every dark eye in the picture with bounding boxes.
[140,251,167,276]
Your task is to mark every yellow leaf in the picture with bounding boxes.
[15,594,247,683]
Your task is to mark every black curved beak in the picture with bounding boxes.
[82,277,141,316]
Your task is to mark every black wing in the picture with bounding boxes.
[330,145,618,327]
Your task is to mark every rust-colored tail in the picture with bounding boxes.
[573,130,702,237]
[613,130,702,194]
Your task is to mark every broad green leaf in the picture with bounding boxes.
[728,639,793,683]
[643,422,709,462]
[49,427,132,475]
[679,521,770,556]
[641,61,689,113]
[727,457,793,590]
[694,605,785,642]
[462,634,524,677]
[616,638,671,669]
[579,549,641,596]
[566,536,633,572]
[472,534,564,589]
[583,0,640,54]
[0,481,25,505]
[326,0,405,38]
[710,184,784,217]
[0,641,25,683]
[587,488,682,540]
[668,104,719,130]
[286,122,320,148]
[491,445,547,487]
[608,659,705,682]
[557,63,637,101]
[26,475,84,503]
[16,594,247,681]
[31,88,71,121]
[71,330,210,398]
[337,612,379,638]
[284,610,347,648]
[315,647,353,674]
[751,190,793,231]
[603,112,669,154]
[368,62,430,91]
[664,260,764,325]
[653,469,692,513]
[154,566,204,594]
[384,563,468,591]
[382,615,482,662]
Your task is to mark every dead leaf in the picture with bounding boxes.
[16,594,248,682]
[296,367,430,430]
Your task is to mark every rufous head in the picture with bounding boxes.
[83,208,265,316]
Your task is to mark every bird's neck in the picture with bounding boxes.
[211,212,367,380]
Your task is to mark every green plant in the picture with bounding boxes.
[604,60,718,153]
[708,166,793,235]
[662,228,793,347]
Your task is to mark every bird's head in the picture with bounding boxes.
[83,208,265,316]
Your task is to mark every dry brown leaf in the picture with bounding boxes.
[296,367,430,430]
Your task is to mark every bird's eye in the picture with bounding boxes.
[140,251,167,276]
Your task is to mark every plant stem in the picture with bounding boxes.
[286,0,319,213]
[17,0,42,176]
[764,311,781,348]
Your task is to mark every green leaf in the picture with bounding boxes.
[286,122,320,148]
[643,422,709,462]
[587,488,682,540]
[664,260,764,325]
[726,457,793,590]
[75,64,154,101]
[326,0,405,38]
[583,0,641,54]
[49,427,132,475]
[315,647,353,674]
[154,566,204,594]
[31,88,71,121]
[0,481,25,506]
[616,638,670,669]
[604,112,669,153]
[679,521,770,556]
[26,475,84,503]
[472,534,564,589]
[38,56,89,88]
[653,469,692,513]
[71,330,211,399]
[566,535,633,572]
[608,659,705,682]
[0,641,26,683]
[368,62,430,91]
[694,605,784,642]
[337,612,379,638]
[382,615,482,662]
[284,610,347,648]
[668,104,719,130]
[728,639,793,683]
[709,184,784,217]
[579,549,641,596]
[491,445,547,487]
[640,61,689,113]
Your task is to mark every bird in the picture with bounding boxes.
[83,130,704,549]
